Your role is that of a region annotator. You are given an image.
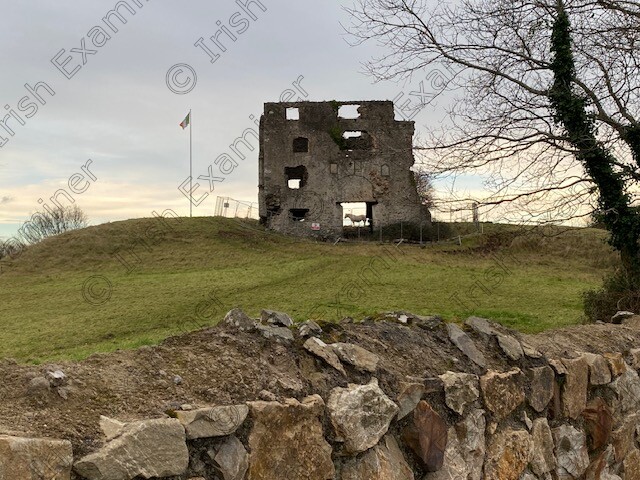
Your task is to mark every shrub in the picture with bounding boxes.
[0,238,26,261]
[17,205,88,246]
[583,269,640,322]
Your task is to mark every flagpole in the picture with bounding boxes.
[189,109,192,218]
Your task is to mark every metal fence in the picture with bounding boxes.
[213,196,259,220]
[211,196,485,244]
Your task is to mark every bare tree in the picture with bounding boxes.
[0,238,24,260]
[347,0,640,278]
[17,205,88,245]
[413,166,435,208]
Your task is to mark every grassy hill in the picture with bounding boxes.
[0,216,617,363]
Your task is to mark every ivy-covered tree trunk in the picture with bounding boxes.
[549,1,640,283]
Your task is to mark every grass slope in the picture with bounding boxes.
[0,216,616,362]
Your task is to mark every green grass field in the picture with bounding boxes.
[0,216,617,363]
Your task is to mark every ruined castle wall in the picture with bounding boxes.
[259,101,430,239]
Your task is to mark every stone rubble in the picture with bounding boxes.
[583,352,613,385]
[327,379,398,454]
[457,408,486,480]
[446,323,487,368]
[496,334,524,361]
[255,324,294,342]
[561,356,589,419]
[465,316,498,337]
[605,352,628,377]
[303,337,347,375]
[396,381,426,420]
[247,395,334,480]
[484,429,532,480]
[526,365,555,413]
[176,404,248,439]
[530,418,556,476]
[480,369,524,420]
[99,415,126,441]
[552,424,590,479]
[401,400,447,471]
[341,435,414,480]
[298,320,323,337]
[521,341,544,359]
[260,309,294,327]
[610,366,640,415]
[582,397,613,450]
[0,436,73,480]
[46,369,67,387]
[223,308,257,331]
[329,342,379,372]
[209,435,249,480]
[5,311,640,479]
[439,371,480,415]
[73,418,189,480]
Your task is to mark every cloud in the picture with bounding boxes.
[0,1,457,239]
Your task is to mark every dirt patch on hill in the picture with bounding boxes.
[0,315,638,460]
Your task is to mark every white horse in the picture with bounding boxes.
[344,213,367,226]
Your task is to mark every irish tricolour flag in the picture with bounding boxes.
[179,112,190,129]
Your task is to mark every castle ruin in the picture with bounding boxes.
[258,100,430,238]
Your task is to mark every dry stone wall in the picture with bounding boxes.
[3,310,640,479]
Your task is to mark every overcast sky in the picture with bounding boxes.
[0,0,477,240]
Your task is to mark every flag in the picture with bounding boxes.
[179,112,190,129]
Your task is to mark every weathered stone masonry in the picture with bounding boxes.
[7,310,640,479]
[258,101,430,238]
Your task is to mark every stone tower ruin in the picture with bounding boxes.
[258,100,430,238]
